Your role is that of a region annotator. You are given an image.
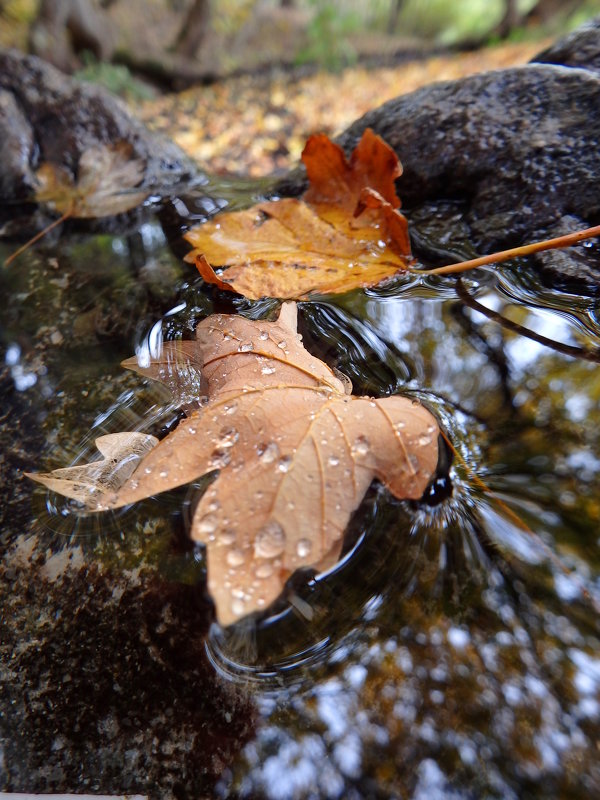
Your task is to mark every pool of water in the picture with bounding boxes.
[0,178,599,799]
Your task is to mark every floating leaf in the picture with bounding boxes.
[185,129,412,300]
[28,304,439,625]
[35,141,148,218]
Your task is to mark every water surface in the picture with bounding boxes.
[0,183,599,799]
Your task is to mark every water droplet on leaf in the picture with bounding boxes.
[198,514,218,535]
[255,521,286,558]
[258,441,279,463]
[210,449,231,468]
[352,436,370,456]
[216,427,239,448]
[221,529,236,545]
[231,598,245,616]
[277,455,292,473]
[255,562,274,579]
[296,538,312,558]
[226,548,245,567]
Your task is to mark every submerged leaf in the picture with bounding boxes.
[28,304,439,625]
[27,432,158,503]
[35,141,148,218]
[184,129,412,300]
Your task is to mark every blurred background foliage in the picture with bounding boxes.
[1,0,600,87]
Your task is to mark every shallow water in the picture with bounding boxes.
[0,180,599,799]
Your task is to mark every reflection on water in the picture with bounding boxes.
[0,196,599,799]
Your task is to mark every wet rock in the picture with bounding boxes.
[340,64,600,292]
[533,15,600,73]
[0,367,47,543]
[0,91,36,204]
[0,538,255,798]
[528,214,600,295]
[0,48,201,225]
[278,61,600,293]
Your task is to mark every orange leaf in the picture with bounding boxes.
[303,128,403,212]
[28,304,439,626]
[354,187,411,258]
[184,129,412,300]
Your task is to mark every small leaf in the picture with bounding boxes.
[35,141,148,218]
[28,304,439,626]
[27,432,158,504]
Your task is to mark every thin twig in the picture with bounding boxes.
[419,223,600,276]
[4,209,72,267]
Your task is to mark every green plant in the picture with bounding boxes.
[75,52,156,102]
[295,1,361,71]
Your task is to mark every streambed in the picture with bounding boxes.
[0,173,599,799]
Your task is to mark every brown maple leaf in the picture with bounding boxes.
[184,129,412,300]
[5,142,150,267]
[28,304,439,626]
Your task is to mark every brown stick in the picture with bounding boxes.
[4,209,72,267]
[419,223,600,276]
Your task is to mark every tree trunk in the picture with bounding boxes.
[496,0,520,39]
[526,0,582,24]
[388,0,406,34]
[28,0,115,72]
[173,0,211,60]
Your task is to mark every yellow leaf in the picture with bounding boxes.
[184,129,412,300]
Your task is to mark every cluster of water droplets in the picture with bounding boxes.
[208,423,239,470]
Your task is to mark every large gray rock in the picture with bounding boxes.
[533,15,600,73]
[0,48,200,211]
[279,61,600,292]
[339,64,600,242]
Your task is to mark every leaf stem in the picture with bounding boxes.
[419,224,600,276]
[4,208,72,267]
